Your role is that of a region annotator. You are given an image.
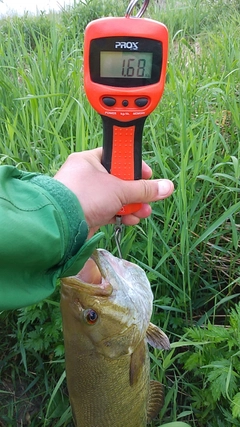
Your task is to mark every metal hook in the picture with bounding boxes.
[114,216,123,259]
[125,0,150,18]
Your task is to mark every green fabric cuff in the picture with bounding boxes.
[28,173,105,278]
[29,175,88,263]
[28,174,105,274]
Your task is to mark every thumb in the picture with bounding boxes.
[121,178,174,205]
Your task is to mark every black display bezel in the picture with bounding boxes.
[89,36,163,87]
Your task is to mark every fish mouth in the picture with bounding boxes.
[62,252,113,297]
[77,257,103,285]
[63,248,141,297]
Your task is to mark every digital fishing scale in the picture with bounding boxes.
[83,0,168,220]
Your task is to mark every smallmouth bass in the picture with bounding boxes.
[61,248,170,427]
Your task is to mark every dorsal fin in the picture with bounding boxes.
[146,322,170,350]
[147,380,164,423]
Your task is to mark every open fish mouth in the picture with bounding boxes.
[75,249,128,286]
[64,249,150,298]
[77,257,104,285]
[64,256,113,297]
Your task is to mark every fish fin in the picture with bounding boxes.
[146,322,170,350]
[129,340,146,386]
[147,380,164,423]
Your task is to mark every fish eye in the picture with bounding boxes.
[84,309,98,325]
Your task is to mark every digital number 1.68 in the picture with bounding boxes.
[100,51,153,79]
[122,58,146,77]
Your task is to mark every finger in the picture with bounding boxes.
[120,178,174,205]
[121,204,152,225]
[132,203,152,218]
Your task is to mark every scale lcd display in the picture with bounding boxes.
[100,51,153,79]
[89,37,163,87]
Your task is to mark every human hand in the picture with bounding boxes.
[54,148,174,237]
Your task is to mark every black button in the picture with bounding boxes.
[135,97,148,107]
[122,100,129,107]
[102,97,116,107]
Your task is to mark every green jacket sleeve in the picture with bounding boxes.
[0,165,103,310]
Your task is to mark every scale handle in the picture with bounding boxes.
[101,116,146,215]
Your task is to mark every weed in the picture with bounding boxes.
[0,0,239,425]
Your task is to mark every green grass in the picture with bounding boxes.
[0,0,240,425]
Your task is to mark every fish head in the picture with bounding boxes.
[61,249,153,358]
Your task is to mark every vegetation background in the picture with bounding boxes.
[0,0,239,425]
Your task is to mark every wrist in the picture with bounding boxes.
[30,174,89,262]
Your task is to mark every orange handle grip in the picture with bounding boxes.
[101,116,146,215]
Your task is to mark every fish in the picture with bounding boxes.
[60,248,170,427]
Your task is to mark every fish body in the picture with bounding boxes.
[61,249,170,427]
